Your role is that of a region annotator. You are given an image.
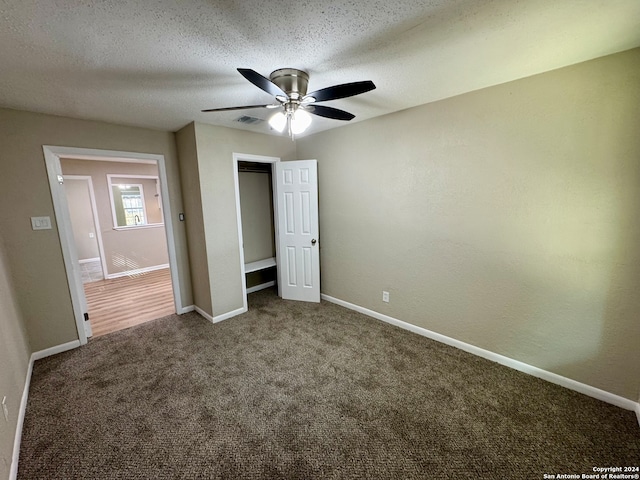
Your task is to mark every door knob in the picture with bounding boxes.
[311,238,317,245]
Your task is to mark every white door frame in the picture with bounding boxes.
[43,145,184,345]
[63,175,108,278]
[232,152,281,312]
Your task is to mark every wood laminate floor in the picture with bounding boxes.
[84,268,175,338]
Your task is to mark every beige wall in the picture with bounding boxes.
[65,178,100,260]
[175,123,212,315]
[297,48,640,400]
[239,171,275,264]
[61,160,169,275]
[0,53,637,471]
[177,122,296,318]
[0,234,31,478]
[0,108,192,351]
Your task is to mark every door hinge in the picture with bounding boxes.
[84,312,90,322]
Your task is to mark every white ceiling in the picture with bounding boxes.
[1,0,639,137]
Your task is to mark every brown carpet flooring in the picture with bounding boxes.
[18,288,640,479]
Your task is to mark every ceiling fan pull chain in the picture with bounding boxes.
[288,115,294,141]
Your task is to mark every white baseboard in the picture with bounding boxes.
[194,306,214,322]
[105,263,169,280]
[78,257,100,264]
[213,307,246,323]
[321,294,640,417]
[166,303,251,326]
[246,281,275,294]
[193,305,247,324]
[11,339,81,479]
[10,358,33,480]
[31,340,81,361]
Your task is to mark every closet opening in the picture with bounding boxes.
[237,158,279,305]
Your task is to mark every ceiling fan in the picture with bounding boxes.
[202,68,376,137]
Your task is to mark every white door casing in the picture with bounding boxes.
[43,146,184,345]
[233,152,280,312]
[62,175,106,338]
[275,160,320,303]
[63,175,108,278]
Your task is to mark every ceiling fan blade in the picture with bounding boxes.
[237,68,288,98]
[306,105,355,121]
[304,80,376,103]
[201,104,276,112]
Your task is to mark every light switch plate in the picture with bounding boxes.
[31,216,52,230]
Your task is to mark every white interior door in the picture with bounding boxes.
[275,160,320,302]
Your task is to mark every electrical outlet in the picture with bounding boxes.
[1,396,8,422]
[382,291,390,303]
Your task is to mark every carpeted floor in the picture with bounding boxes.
[18,288,640,479]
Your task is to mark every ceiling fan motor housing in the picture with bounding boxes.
[270,68,309,100]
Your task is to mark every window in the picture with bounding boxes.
[112,184,146,226]
[107,174,164,229]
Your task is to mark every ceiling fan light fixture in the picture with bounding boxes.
[291,109,312,134]
[268,111,287,132]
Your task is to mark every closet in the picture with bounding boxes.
[238,161,277,294]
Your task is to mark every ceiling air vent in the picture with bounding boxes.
[234,115,264,125]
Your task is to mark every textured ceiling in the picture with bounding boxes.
[0,0,639,136]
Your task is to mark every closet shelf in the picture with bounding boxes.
[245,257,276,273]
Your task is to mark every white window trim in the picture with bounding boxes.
[106,174,164,229]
